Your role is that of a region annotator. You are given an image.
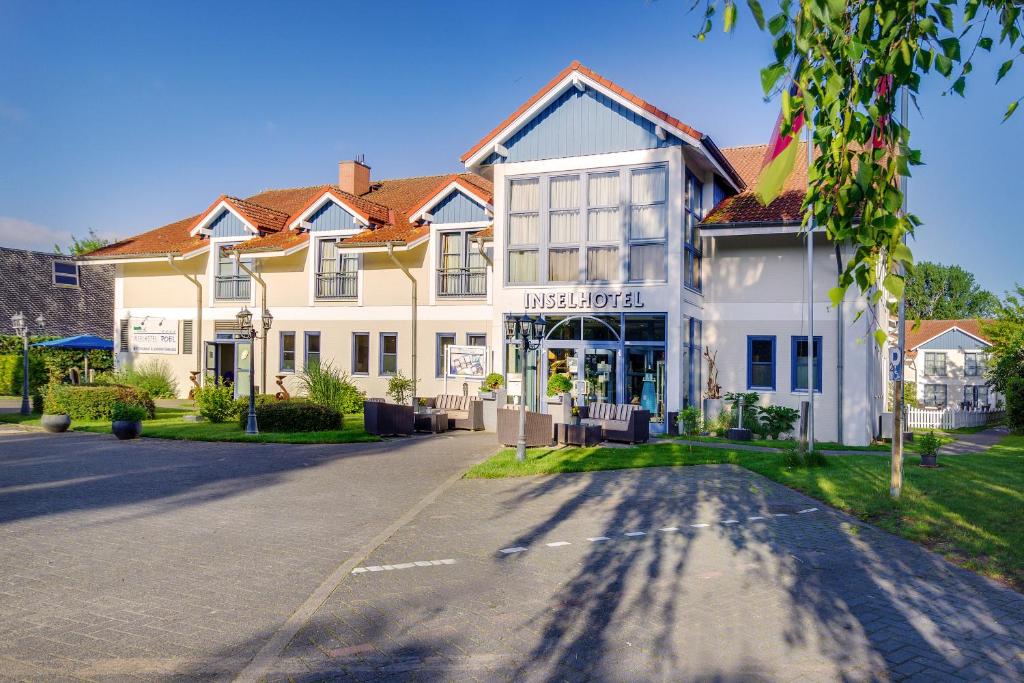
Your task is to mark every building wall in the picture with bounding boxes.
[912,347,996,409]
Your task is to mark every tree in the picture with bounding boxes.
[695,1,1023,345]
[55,228,110,256]
[982,284,1024,394]
[904,261,1000,319]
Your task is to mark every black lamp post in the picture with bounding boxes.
[504,313,547,462]
[236,306,273,435]
[11,312,45,416]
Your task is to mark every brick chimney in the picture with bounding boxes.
[338,158,371,196]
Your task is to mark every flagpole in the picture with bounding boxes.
[806,108,815,453]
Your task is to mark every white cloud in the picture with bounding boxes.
[0,216,73,253]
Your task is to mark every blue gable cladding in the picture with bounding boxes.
[209,209,251,238]
[308,200,360,232]
[432,190,489,224]
[484,86,678,164]
[918,328,990,351]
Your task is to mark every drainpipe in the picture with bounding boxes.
[166,254,203,377]
[471,236,493,267]
[834,244,845,445]
[231,250,268,395]
[387,242,417,397]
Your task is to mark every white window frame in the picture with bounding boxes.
[52,261,80,288]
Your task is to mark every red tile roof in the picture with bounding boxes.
[405,175,494,223]
[905,319,993,351]
[702,143,809,226]
[460,61,707,164]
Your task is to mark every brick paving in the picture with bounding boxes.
[273,465,1024,682]
[0,429,494,682]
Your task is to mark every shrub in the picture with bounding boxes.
[724,391,760,430]
[706,408,733,436]
[0,353,48,395]
[677,406,703,437]
[1004,376,1024,434]
[120,360,179,399]
[298,361,365,414]
[244,399,342,432]
[43,384,155,420]
[111,401,146,422]
[233,394,279,421]
[482,372,505,391]
[918,430,942,458]
[193,379,236,423]
[546,373,574,397]
[755,405,801,440]
[386,372,416,405]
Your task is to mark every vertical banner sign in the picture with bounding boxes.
[889,347,903,382]
[129,317,179,354]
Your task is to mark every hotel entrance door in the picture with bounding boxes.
[543,344,619,405]
[204,340,252,398]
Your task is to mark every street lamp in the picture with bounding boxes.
[504,313,547,462]
[236,306,273,435]
[11,312,45,415]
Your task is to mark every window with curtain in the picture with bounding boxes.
[547,175,580,282]
[924,352,947,376]
[437,231,486,297]
[964,352,982,376]
[215,246,252,300]
[508,178,539,284]
[684,171,703,291]
[316,239,358,299]
[923,384,947,408]
[629,166,667,282]
[587,171,620,281]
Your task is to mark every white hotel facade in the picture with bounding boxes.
[83,62,886,444]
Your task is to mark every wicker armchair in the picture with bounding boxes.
[496,407,554,447]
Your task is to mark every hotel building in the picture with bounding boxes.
[82,62,886,444]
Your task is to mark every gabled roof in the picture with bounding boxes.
[905,319,993,352]
[406,175,494,224]
[701,143,809,226]
[188,195,291,237]
[287,187,390,229]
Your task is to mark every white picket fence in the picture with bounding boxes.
[905,407,1004,430]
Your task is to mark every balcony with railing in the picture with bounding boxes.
[316,272,358,300]
[436,268,487,298]
[215,275,251,300]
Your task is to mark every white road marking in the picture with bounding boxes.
[774,513,789,517]
[500,547,527,554]
[721,520,740,525]
[546,541,571,547]
[353,559,455,573]
[748,516,765,521]
[690,523,710,528]
[624,531,646,537]
[587,536,611,542]
[658,527,680,532]
[798,507,819,514]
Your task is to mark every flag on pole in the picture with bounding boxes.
[755,74,805,206]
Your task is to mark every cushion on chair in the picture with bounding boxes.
[604,420,630,432]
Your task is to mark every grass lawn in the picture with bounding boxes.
[466,435,1024,591]
[669,434,953,453]
[0,407,380,444]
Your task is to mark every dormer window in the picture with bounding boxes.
[316,238,358,300]
[53,261,79,288]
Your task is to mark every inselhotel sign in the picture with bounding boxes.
[523,290,646,311]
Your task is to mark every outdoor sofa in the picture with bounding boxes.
[422,394,484,431]
[496,407,554,447]
[363,399,414,436]
[579,402,650,444]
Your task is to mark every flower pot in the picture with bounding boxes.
[478,390,496,400]
[111,420,142,440]
[41,414,71,433]
[920,453,938,468]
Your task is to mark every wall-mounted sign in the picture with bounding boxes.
[129,317,178,354]
[524,290,646,311]
[446,345,487,378]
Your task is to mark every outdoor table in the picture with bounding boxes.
[555,422,602,447]
[414,410,449,434]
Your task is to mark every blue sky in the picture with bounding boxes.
[0,0,1020,295]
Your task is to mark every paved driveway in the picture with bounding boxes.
[0,429,495,681]
[274,465,1024,682]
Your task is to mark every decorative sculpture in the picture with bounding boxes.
[274,374,290,400]
[704,348,722,399]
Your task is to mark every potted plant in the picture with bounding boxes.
[478,372,504,399]
[40,385,71,433]
[111,401,145,440]
[416,397,430,413]
[918,430,941,467]
[570,406,581,425]
[546,373,574,403]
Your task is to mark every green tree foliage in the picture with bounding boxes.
[982,284,1024,394]
[696,1,1024,343]
[54,228,111,256]
[905,261,1000,319]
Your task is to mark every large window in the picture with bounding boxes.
[924,352,947,376]
[436,333,456,377]
[791,336,823,393]
[216,247,252,300]
[304,332,321,369]
[352,332,369,375]
[438,231,486,297]
[505,164,668,285]
[964,385,988,407]
[279,332,296,373]
[965,352,984,377]
[684,171,703,291]
[316,239,358,299]
[380,333,398,375]
[747,336,776,391]
[923,384,947,408]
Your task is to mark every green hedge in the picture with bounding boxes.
[43,384,156,420]
[0,353,48,395]
[239,398,342,432]
[0,335,113,386]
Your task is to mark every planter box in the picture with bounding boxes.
[703,398,724,423]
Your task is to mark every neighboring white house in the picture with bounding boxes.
[902,319,998,410]
[80,61,886,444]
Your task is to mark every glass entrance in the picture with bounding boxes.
[235,341,252,398]
[583,347,617,404]
[626,347,666,423]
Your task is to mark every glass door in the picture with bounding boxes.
[544,346,580,404]
[583,347,617,405]
[235,341,252,399]
[626,347,666,422]
[205,342,218,383]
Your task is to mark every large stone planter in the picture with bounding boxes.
[41,414,71,433]
[703,398,724,424]
[112,420,142,440]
